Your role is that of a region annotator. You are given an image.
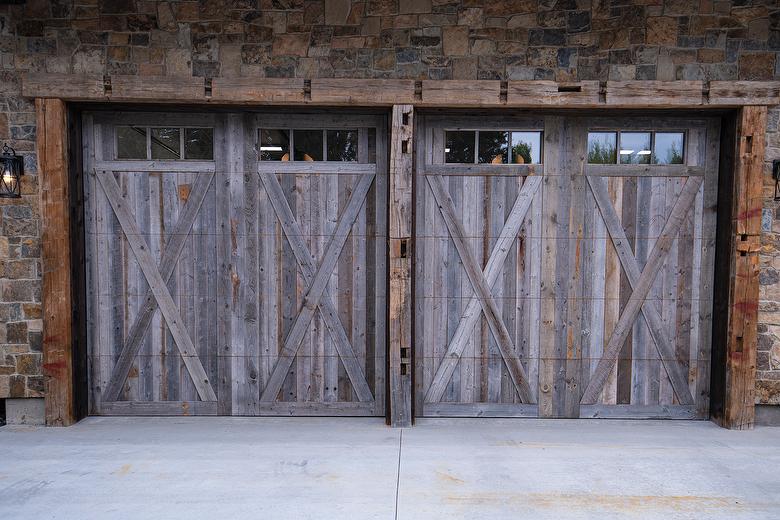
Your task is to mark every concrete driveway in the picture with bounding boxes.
[1,417,778,519]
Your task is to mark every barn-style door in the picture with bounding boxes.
[416,114,719,419]
[415,115,546,417]
[85,112,387,416]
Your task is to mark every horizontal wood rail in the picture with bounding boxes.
[23,74,780,107]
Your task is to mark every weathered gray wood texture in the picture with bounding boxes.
[415,115,718,419]
[85,112,387,416]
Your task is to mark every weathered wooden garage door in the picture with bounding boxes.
[415,114,719,419]
[84,111,387,416]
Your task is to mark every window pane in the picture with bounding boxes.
[653,132,684,164]
[294,129,323,161]
[184,128,213,160]
[587,132,617,164]
[116,126,147,159]
[151,128,181,159]
[511,131,542,164]
[445,131,475,163]
[259,129,290,161]
[478,131,508,164]
[327,129,358,161]
[619,132,651,165]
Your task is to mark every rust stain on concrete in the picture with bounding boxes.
[113,464,132,477]
[444,492,747,513]
[435,470,464,485]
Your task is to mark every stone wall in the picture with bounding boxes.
[1,0,779,403]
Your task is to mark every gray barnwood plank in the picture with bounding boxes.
[215,114,232,414]
[100,401,218,416]
[695,119,720,417]
[424,403,539,418]
[424,176,542,404]
[539,116,563,417]
[101,172,215,402]
[426,174,536,404]
[373,120,388,416]
[94,170,218,402]
[563,118,586,417]
[632,175,652,405]
[580,176,702,404]
[601,177,622,405]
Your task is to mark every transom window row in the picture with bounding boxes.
[259,128,376,163]
[587,131,685,165]
[116,126,214,160]
[115,127,377,163]
[444,130,543,164]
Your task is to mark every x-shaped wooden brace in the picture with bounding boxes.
[580,175,702,405]
[425,174,542,404]
[95,170,218,402]
[258,169,375,403]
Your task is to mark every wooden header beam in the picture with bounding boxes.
[22,74,780,107]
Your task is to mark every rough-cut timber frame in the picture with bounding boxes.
[27,77,772,428]
[717,106,766,429]
[389,105,414,427]
[36,98,76,426]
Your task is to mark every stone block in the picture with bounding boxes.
[272,33,310,57]
[646,17,677,46]
[443,26,469,56]
[324,0,351,25]
[399,0,430,14]
[6,321,28,344]
[739,52,775,80]
[4,397,44,425]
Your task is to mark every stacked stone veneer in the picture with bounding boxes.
[0,0,779,404]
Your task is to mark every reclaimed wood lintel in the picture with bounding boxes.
[23,74,780,107]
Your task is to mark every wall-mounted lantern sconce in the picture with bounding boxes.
[0,143,23,199]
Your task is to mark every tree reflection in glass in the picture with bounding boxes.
[511,132,541,164]
[653,132,684,164]
[327,129,358,161]
[587,132,617,164]
[445,131,475,163]
[619,132,651,165]
[259,129,289,161]
[478,131,508,164]
[184,128,213,160]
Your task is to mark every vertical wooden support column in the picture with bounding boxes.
[36,98,76,426]
[721,106,766,429]
[389,105,413,427]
